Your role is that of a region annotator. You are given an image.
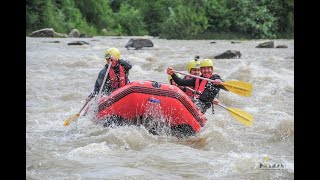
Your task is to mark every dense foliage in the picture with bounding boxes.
[26,0,294,39]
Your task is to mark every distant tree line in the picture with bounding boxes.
[26,0,294,39]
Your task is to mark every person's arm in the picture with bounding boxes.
[86,87,97,101]
[118,59,132,70]
[86,67,107,100]
[218,82,228,91]
[212,97,219,105]
[167,67,195,86]
[211,74,228,91]
[86,76,101,101]
[171,73,195,86]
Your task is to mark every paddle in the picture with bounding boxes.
[173,70,252,97]
[217,103,254,127]
[184,86,253,127]
[63,61,112,126]
[63,98,92,126]
[98,61,112,96]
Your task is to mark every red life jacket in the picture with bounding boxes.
[184,75,195,97]
[108,65,126,89]
[194,74,216,98]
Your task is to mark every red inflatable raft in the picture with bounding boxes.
[94,80,207,137]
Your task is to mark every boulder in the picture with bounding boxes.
[29,28,68,38]
[30,28,55,37]
[256,41,274,48]
[276,45,288,48]
[214,50,241,59]
[68,29,80,37]
[125,38,154,50]
[67,41,89,45]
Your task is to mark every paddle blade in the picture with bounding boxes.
[222,81,252,97]
[63,113,80,126]
[226,107,254,127]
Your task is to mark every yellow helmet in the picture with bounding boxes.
[104,47,121,61]
[200,59,214,68]
[187,59,200,73]
[168,74,182,84]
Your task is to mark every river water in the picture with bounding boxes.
[26,36,294,179]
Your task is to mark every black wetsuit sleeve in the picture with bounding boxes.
[91,67,108,95]
[118,59,132,71]
[214,74,228,91]
[171,73,195,86]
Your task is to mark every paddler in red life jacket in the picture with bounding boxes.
[166,59,227,114]
[182,56,201,98]
[87,47,132,100]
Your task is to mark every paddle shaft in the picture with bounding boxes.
[173,70,216,83]
[64,98,90,126]
[186,86,253,126]
[64,62,111,127]
[217,103,228,110]
[64,61,111,126]
[185,87,230,111]
[98,61,112,96]
[77,99,91,115]
[79,61,111,115]
[185,86,195,92]
[174,70,250,92]
[217,103,252,123]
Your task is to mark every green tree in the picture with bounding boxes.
[26,0,293,39]
[114,4,147,35]
[74,0,114,32]
[204,0,231,32]
[228,0,277,38]
[159,4,208,39]
[140,1,167,36]
[26,0,47,33]
[262,0,294,36]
